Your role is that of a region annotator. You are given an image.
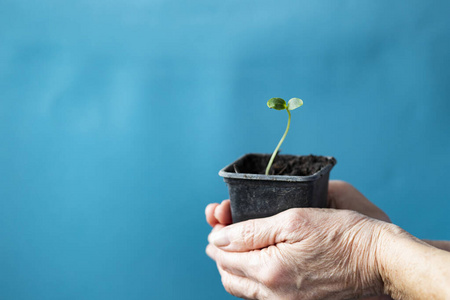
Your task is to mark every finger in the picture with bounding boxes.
[328,181,391,223]
[206,244,258,279]
[217,263,265,300]
[327,180,340,208]
[214,200,232,225]
[362,295,394,300]
[327,180,362,209]
[205,243,215,260]
[208,224,226,244]
[205,203,220,227]
[209,209,301,252]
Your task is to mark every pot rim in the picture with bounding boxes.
[219,153,336,182]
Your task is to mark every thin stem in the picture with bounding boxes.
[265,109,291,175]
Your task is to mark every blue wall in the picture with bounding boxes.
[1,1,449,299]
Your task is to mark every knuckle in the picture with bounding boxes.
[259,267,279,289]
[240,219,257,248]
[344,209,365,222]
[283,209,307,233]
[285,208,301,219]
[259,259,285,289]
[248,285,263,300]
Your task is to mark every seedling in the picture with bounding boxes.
[265,97,303,175]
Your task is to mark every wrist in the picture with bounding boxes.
[376,223,450,299]
[375,223,411,297]
[423,239,450,252]
[340,216,393,298]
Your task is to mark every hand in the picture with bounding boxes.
[205,181,394,299]
[327,181,391,223]
[206,208,391,299]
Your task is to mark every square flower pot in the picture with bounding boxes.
[219,153,337,223]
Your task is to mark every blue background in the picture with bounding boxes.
[1,1,449,299]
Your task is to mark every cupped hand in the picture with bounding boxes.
[206,208,391,299]
[205,181,394,299]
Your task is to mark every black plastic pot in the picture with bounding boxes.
[219,153,336,223]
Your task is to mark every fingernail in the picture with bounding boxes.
[211,230,230,247]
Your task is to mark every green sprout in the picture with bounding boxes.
[265,97,303,175]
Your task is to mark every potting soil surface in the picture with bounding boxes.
[235,154,336,176]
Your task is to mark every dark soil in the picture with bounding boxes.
[233,154,336,176]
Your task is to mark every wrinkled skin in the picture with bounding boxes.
[205,181,394,300]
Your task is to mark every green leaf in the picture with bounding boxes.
[267,98,286,110]
[287,98,303,111]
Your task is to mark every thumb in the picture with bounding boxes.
[208,210,298,252]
